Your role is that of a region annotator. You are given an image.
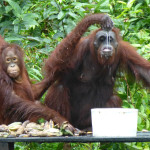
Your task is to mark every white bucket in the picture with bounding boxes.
[91,108,138,137]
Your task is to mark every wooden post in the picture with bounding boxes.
[0,142,14,150]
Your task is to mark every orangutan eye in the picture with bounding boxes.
[109,37,113,42]
[6,58,11,63]
[99,36,106,42]
[13,57,18,62]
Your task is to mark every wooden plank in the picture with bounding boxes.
[0,132,150,143]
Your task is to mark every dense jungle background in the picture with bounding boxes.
[0,0,150,149]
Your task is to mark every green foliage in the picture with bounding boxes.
[0,0,150,149]
[15,142,64,150]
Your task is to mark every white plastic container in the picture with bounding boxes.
[91,108,138,137]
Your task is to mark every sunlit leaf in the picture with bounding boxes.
[57,11,65,20]
[127,0,136,9]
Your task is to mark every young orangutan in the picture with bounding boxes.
[0,43,74,132]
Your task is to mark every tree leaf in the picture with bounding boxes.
[5,0,22,17]
[23,14,39,27]
[127,0,136,9]
[57,11,65,20]
[5,37,23,42]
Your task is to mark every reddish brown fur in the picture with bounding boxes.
[44,13,113,80]
[0,43,73,129]
[43,14,150,129]
[0,35,7,49]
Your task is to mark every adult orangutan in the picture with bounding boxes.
[0,43,74,132]
[43,13,150,130]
